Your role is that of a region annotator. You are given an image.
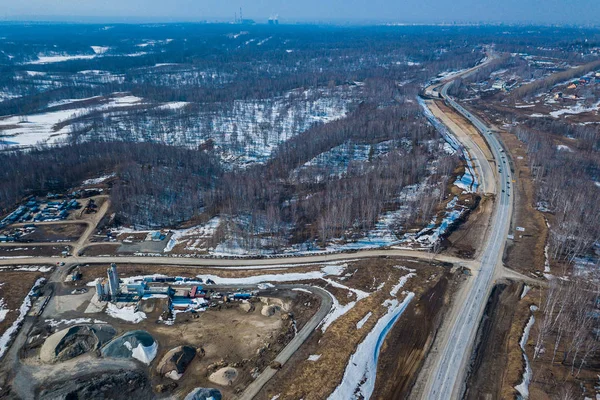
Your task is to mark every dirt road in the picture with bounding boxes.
[237,285,333,400]
[0,248,474,269]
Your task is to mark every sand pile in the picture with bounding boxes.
[157,345,196,380]
[208,367,238,386]
[40,324,115,363]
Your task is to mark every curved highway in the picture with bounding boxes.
[422,74,514,399]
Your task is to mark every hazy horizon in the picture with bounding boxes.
[1,0,599,26]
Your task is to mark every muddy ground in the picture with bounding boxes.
[371,269,455,399]
[23,223,87,242]
[464,281,526,399]
[257,258,455,400]
[0,271,49,338]
[496,129,548,277]
[0,245,71,257]
[465,103,548,277]
[444,193,491,259]
[78,243,121,256]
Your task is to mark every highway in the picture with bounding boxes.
[421,74,514,399]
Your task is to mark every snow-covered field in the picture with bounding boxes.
[25,53,97,64]
[0,95,143,148]
[164,217,221,253]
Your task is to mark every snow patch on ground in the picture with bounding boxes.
[291,288,312,294]
[515,308,536,399]
[356,312,372,329]
[82,173,115,185]
[105,303,147,323]
[328,292,415,399]
[0,278,45,359]
[0,265,53,272]
[0,299,9,323]
[389,272,416,297]
[550,100,600,118]
[196,263,346,286]
[307,354,321,361]
[520,285,531,300]
[0,94,143,148]
[45,318,106,327]
[91,46,110,54]
[128,341,158,364]
[26,53,96,64]
[164,217,221,253]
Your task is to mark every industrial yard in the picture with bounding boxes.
[1,262,323,399]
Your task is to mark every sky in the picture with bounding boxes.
[1,0,599,25]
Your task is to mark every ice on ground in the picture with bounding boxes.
[328,292,415,400]
[320,277,370,332]
[25,71,46,77]
[320,295,357,333]
[321,264,346,276]
[105,303,147,323]
[308,354,322,361]
[0,278,45,359]
[356,312,372,329]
